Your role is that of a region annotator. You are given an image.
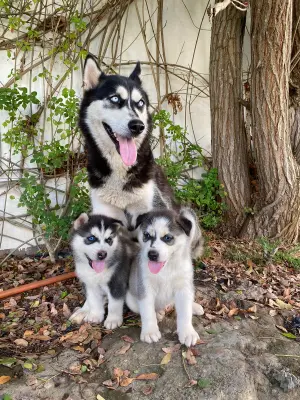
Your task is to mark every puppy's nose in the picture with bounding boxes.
[148,250,159,262]
[128,119,145,136]
[98,251,107,260]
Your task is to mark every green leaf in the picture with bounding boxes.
[81,365,87,373]
[0,358,17,367]
[60,291,68,299]
[9,195,15,200]
[197,378,211,389]
[281,332,297,339]
[23,362,33,370]
[3,394,13,400]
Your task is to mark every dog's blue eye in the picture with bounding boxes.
[162,234,173,243]
[87,235,97,242]
[110,96,119,103]
[137,99,144,107]
[106,237,113,245]
[143,232,151,241]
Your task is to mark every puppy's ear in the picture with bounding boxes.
[129,62,141,84]
[177,216,192,236]
[135,212,148,229]
[83,54,105,90]
[73,213,89,230]
[111,219,124,232]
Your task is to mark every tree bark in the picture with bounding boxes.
[290,0,300,163]
[210,2,251,235]
[241,0,300,242]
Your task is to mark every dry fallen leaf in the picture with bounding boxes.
[247,305,257,313]
[14,338,28,347]
[183,349,197,365]
[63,303,71,318]
[228,308,239,317]
[26,335,51,341]
[23,330,34,338]
[121,335,135,343]
[275,299,293,310]
[162,344,181,354]
[276,325,288,333]
[269,310,277,317]
[96,395,106,400]
[135,373,159,381]
[50,303,58,315]
[113,367,124,378]
[72,346,85,353]
[103,379,115,387]
[0,376,11,384]
[141,385,153,395]
[115,343,131,355]
[184,379,197,388]
[119,377,134,387]
[160,353,172,365]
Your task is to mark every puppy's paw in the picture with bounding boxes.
[156,309,166,322]
[192,302,204,316]
[104,314,123,330]
[140,326,161,343]
[178,326,199,347]
[69,307,104,325]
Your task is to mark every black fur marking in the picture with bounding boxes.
[177,216,192,236]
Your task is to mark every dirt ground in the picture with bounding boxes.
[1,236,300,400]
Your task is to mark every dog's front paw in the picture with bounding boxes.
[104,314,123,330]
[140,326,161,343]
[69,307,104,325]
[178,326,199,347]
[192,302,204,316]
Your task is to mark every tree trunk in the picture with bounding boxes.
[290,0,300,163]
[210,2,251,236]
[241,0,300,242]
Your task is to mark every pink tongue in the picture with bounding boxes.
[148,261,165,274]
[117,135,137,166]
[91,260,105,273]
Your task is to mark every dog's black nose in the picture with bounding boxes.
[98,251,107,260]
[148,250,159,261]
[128,119,145,136]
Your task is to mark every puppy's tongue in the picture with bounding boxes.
[148,261,165,274]
[116,135,137,166]
[91,260,105,273]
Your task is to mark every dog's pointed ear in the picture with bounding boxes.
[111,219,124,232]
[129,62,141,84]
[74,213,89,230]
[83,55,105,90]
[135,212,148,229]
[177,216,192,236]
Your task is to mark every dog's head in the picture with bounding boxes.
[135,210,193,274]
[71,213,123,273]
[80,55,151,167]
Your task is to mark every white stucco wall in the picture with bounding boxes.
[0,1,248,251]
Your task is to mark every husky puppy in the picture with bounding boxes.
[79,55,178,226]
[69,213,137,329]
[126,209,204,347]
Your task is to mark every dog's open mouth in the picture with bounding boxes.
[85,254,105,273]
[103,122,137,167]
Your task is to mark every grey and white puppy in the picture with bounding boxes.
[126,208,204,347]
[70,213,138,329]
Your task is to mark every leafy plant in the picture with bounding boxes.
[153,110,226,229]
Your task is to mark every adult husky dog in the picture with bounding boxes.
[80,55,175,223]
[79,55,202,258]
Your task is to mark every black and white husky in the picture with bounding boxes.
[69,213,138,329]
[79,54,202,257]
[126,208,204,347]
[80,55,179,225]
